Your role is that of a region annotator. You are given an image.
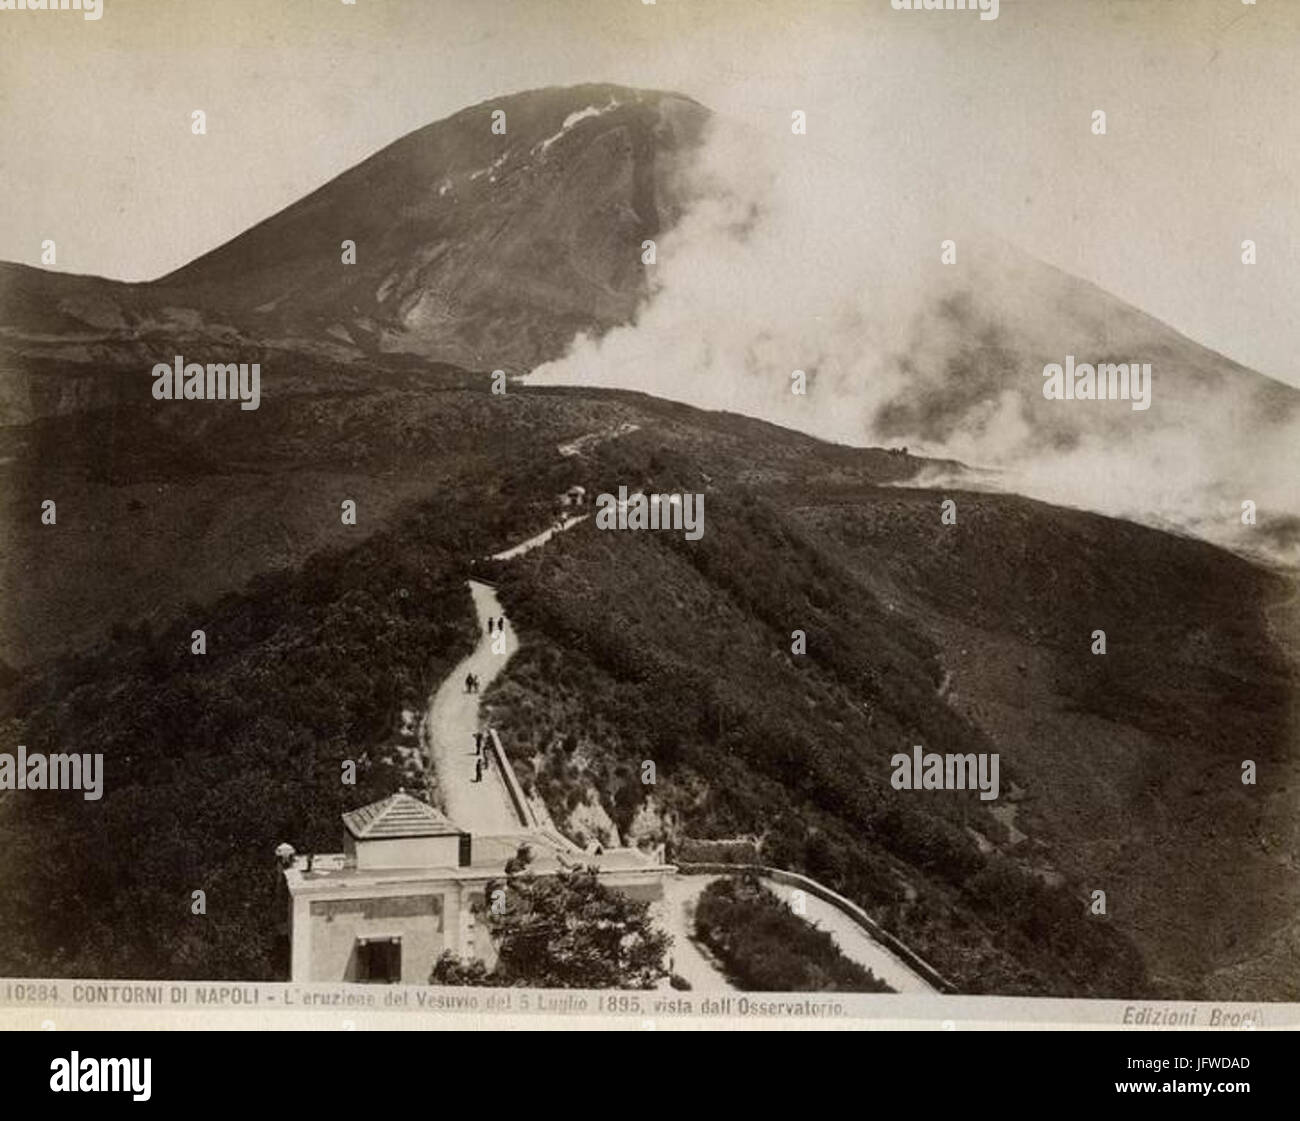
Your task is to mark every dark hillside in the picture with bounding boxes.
[480,422,1297,998]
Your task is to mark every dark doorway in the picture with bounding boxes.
[356,938,401,983]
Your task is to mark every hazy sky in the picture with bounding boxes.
[3,0,1299,385]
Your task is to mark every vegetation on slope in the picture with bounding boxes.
[695,875,893,992]
[0,503,480,979]
[431,859,670,990]
[0,375,1291,996]
[481,423,1294,999]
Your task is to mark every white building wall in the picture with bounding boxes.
[354,834,461,870]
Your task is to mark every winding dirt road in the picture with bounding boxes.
[420,580,524,834]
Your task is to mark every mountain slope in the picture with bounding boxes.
[5,82,1298,574]
[474,414,1297,998]
[0,84,707,423]
[4,374,1294,996]
[159,83,707,369]
[0,84,1296,996]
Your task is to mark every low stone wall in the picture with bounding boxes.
[488,727,535,831]
[673,837,760,864]
[675,861,957,994]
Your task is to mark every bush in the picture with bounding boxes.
[694,875,893,993]
[430,867,671,989]
[0,522,478,981]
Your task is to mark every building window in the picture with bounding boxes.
[356,938,401,984]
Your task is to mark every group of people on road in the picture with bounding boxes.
[472,728,493,783]
[465,612,508,779]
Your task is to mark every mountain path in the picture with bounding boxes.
[421,581,523,834]
[427,514,938,994]
[756,877,936,992]
[490,514,587,562]
[652,875,737,992]
[422,510,591,832]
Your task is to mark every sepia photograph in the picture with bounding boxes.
[0,0,1297,1073]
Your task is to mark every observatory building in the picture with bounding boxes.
[280,791,672,984]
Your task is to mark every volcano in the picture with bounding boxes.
[0,84,1297,1002]
[4,81,1298,575]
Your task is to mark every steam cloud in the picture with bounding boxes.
[526,115,1300,568]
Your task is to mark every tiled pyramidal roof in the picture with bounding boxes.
[342,792,462,840]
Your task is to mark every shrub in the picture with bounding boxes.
[694,874,893,993]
